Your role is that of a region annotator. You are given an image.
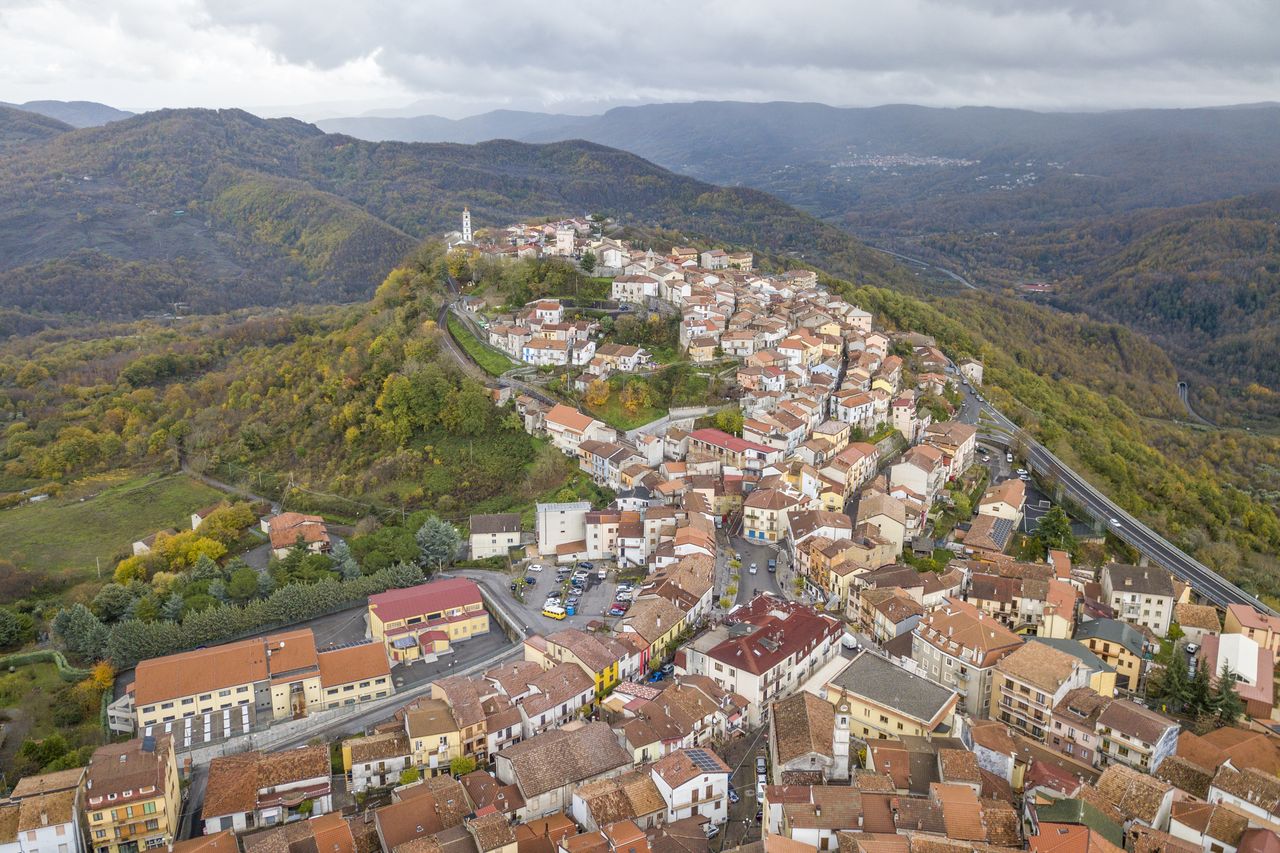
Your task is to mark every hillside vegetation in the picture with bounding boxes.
[0,107,917,325]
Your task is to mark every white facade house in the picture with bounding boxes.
[651,748,731,826]
[536,501,591,557]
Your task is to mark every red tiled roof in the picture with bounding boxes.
[370,578,483,624]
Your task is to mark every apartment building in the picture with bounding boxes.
[84,736,181,853]
[823,651,960,741]
[911,598,1024,718]
[990,640,1099,741]
[123,630,392,738]
[469,513,522,559]
[1101,564,1175,637]
[1096,700,1179,773]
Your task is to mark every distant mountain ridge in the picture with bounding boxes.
[0,106,914,323]
[0,99,134,128]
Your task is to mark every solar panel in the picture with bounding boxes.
[686,748,723,772]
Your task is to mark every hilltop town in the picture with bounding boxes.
[14,215,1280,853]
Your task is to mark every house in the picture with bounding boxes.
[1207,765,1280,825]
[823,651,961,741]
[769,691,847,783]
[618,596,688,672]
[342,731,413,793]
[922,421,978,477]
[131,528,177,556]
[570,771,665,831]
[369,578,490,663]
[651,748,731,827]
[685,429,781,474]
[123,629,392,736]
[889,445,947,500]
[1094,763,1175,833]
[1224,604,1280,655]
[959,360,983,386]
[545,405,611,455]
[202,746,332,833]
[240,814,357,853]
[1197,632,1276,719]
[1074,619,1146,691]
[372,774,471,852]
[1101,564,1175,637]
[742,488,801,543]
[470,514,522,560]
[1048,687,1113,767]
[493,722,632,819]
[406,697,463,774]
[526,628,636,697]
[990,641,1101,741]
[978,479,1026,526]
[910,597,1024,718]
[1174,603,1221,645]
[959,514,1016,557]
[84,736,181,853]
[1095,701,1179,773]
[264,512,330,559]
[1,770,85,853]
[855,493,907,555]
[191,503,224,531]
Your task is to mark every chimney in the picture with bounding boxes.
[39,810,48,827]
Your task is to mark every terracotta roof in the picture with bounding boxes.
[1199,726,1280,775]
[653,748,729,788]
[914,598,1023,666]
[1211,765,1280,817]
[772,691,835,765]
[319,642,391,687]
[85,735,174,808]
[1153,755,1213,799]
[1030,824,1123,853]
[1175,603,1221,632]
[1098,700,1177,746]
[203,752,261,817]
[348,732,411,765]
[460,771,524,815]
[268,512,329,550]
[9,767,85,799]
[496,722,631,798]
[980,479,1025,510]
[16,790,76,831]
[1095,764,1172,824]
[467,812,516,852]
[574,770,665,825]
[173,830,241,853]
[996,641,1082,692]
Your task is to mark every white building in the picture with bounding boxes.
[651,748,731,826]
[536,501,591,557]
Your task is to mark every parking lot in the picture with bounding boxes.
[503,563,629,632]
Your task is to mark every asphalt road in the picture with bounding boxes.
[727,534,783,604]
[965,383,1276,614]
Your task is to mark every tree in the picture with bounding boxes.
[191,553,223,580]
[585,379,611,408]
[580,250,596,274]
[417,517,460,571]
[227,566,261,603]
[1150,649,1190,712]
[92,583,136,623]
[1032,506,1075,555]
[1214,664,1244,726]
[1188,662,1214,717]
[53,604,108,661]
[0,608,33,649]
[713,407,744,436]
[450,756,477,777]
[399,767,420,785]
[160,593,185,622]
[330,540,362,581]
[620,380,652,415]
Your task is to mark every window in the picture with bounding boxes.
[143,802,156,815]
[218,689,231,697]
[181,698,193,705]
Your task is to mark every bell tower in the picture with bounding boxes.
[462,207,473,243]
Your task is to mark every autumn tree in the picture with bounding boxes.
[585,379,611,408]
[620,380,652,415]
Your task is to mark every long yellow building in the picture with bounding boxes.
[368,578,490,663]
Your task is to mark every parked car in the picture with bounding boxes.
[579,562,595,570]
[648,670,664,683]
[767,559,777,572]
[597,568,607,580]
[756,756,767,775]
[608,606,626,616]
[841,633,860,651]
[728,786,740,804]
[703,825,719,839]
[611,601,630,613]
[524,576,536,586]
[661,663,675,676]
[528,563,544,572]
[749,563,758,574]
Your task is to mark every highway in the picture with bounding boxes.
[962,384,1277,615]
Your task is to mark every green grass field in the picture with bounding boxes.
[447,314,516,376]
[0,471,225,578]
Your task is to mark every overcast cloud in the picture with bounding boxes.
[0,0,1277,119]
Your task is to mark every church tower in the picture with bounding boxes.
[462,207,473,243]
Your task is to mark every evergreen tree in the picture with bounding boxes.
[416,517,460,571]
[330,540,362,581]
[91,583,135,623]
[257,571,276,597]
[160,593,185,622]
[1032,506,1075,555]
[52,604,108,661]
[1158,645,1191,712]
[1214,664,1244,726]
[190,553,223,580]
[1188,661,1214,717]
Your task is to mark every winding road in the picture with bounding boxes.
[966,385,1275,615]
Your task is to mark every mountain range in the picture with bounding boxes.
[0,105,912,326]
[0,99,134,128]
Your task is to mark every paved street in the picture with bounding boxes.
[726,533,783,604]
[718,724,768,851]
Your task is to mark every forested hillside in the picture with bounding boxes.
[918,190,1280,423]
[0,107,915,325]
[0,100,134,128]
[0,105,70,152]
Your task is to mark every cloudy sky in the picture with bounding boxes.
[1,0,1277,119]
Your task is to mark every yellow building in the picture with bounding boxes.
[369,577,490,663]
[85,735,181,853]
[405,698,462,776]
[1073,618,1145,691]
[824,652,959,741]
[526,628,634,697]
[128,629,392,733]
[619,597,687,670]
